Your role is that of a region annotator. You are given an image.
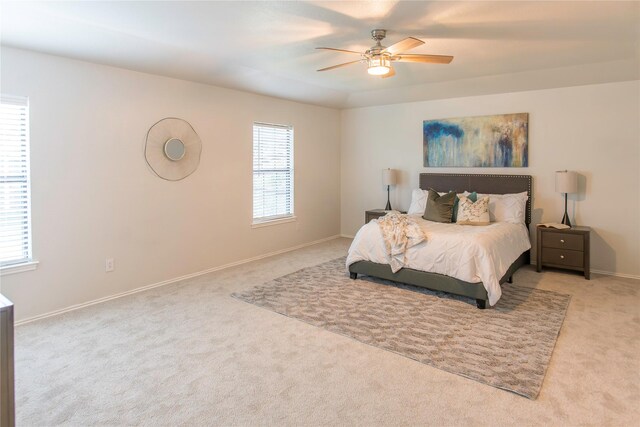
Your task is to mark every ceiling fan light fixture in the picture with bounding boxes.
[367,55,390,75]
[316,29,453,77]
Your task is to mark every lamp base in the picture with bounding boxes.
[385,185,392,211]
[561,193,572,227]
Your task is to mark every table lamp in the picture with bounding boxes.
[382,168,396,210]
[555,170,578,227]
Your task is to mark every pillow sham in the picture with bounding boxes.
[423,189,456,223]
[407,189,429,215]
[477,191,528,224]
[407,189,446,215]
[452,191,477,223]
[456,196,490,225]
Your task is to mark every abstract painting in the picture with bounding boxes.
[423,113,528,167]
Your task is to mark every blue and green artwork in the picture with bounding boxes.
[423,113,528,167]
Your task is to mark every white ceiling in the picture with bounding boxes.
[1,1,639,108]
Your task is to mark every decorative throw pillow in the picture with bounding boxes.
[456,196,490,225]
[452,191,477,223]
[423,189,456,223]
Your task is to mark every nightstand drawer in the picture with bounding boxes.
[541,248,584,268]
[541,232,584,251]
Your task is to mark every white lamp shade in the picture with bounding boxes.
[382,168,396,186]
[555,170,578,194]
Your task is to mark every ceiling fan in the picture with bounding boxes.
[316,29,453,78]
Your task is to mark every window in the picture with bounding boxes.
[0,95,32,267]
[252,122,294,224]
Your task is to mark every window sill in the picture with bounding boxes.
[252,216,297,229]
[0,260,39,276]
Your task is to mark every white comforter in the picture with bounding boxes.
[346,215,531,306]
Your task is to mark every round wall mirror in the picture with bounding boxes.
[145,117,201,181]
[164,138,185,161]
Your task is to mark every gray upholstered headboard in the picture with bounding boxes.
[419,173,533,225]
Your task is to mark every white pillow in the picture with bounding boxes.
[407,189,429,215]
[407,189,447,215]
[456,196,490,225]
[477,191,528,224]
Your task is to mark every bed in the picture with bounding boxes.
[347,173,532,309]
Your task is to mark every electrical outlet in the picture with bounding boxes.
[105,258,115,272]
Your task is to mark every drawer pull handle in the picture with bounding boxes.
[560,255,565,259]
[560,239,565,243]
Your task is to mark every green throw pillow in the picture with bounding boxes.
[452,191,477,223]
[423,189,457,223]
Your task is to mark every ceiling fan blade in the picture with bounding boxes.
[317,60,363,72]
[384,37,424,55]
[393,54,454,64]
[381,67,396,79]
[316,47,362,55]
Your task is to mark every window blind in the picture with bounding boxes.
[253,122,294,223]
[0,95,32,266]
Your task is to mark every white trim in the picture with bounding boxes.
[340,234,355,239]
[251,215,297,228]
[13,241,639,326]
[0,94,33,267]
[590,269,640,280]
[0,260,39,276]
[14,235,341,326]
[252,122,294,223]
[529,261,640,280]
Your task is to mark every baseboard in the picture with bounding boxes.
[15,234,342,326]
[529,261,640,280]
[590,269,640,280]
[340,234,355,239]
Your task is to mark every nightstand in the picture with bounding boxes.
[536,225,590,279]
[365,209,406,223]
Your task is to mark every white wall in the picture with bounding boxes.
[341,81,640,277]
[1,47,637,323]
[0,47,341,321]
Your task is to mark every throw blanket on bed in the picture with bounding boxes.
[376,212,428,273]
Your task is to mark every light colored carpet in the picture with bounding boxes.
[13,238,640,426]
[232,257,570,399]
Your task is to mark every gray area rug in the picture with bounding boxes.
[232,257,570,399]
